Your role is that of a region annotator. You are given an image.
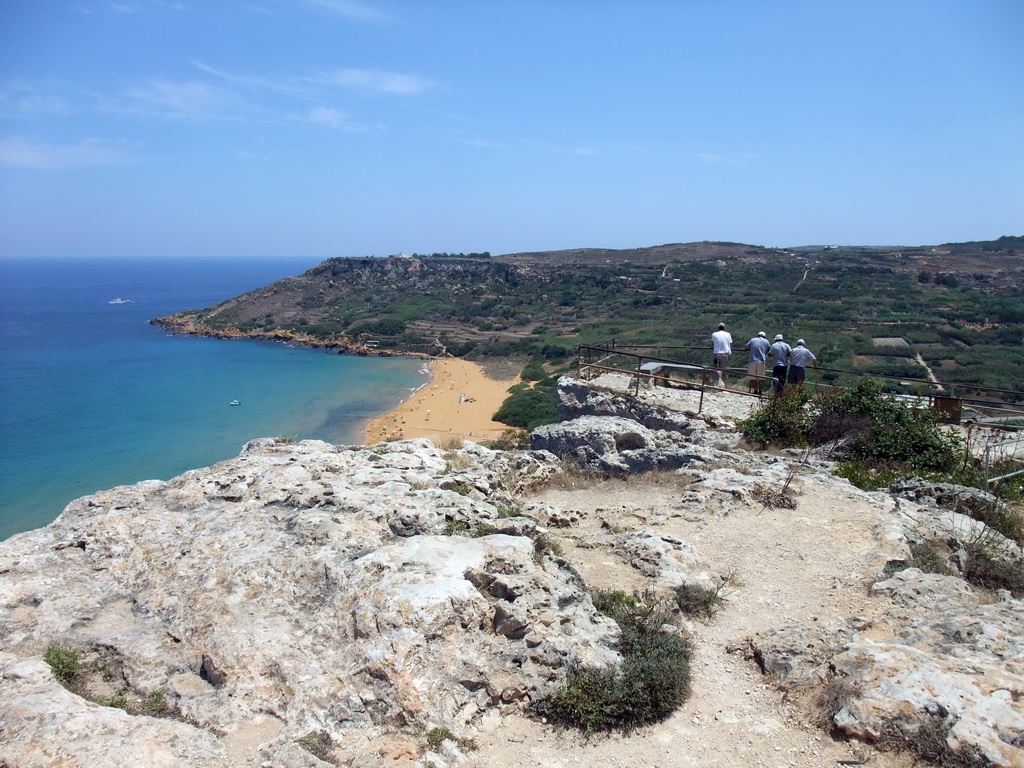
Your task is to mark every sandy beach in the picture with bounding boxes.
[362,357,522,446]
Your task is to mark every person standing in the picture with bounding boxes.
[787,339,818,386]
[743,331,771,395]
[710,323,733,386]
[767,334,792,395]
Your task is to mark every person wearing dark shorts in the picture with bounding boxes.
[767,334,791,395]
[787,339,817,385]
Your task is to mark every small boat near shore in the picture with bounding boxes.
[229,400,241,406]
[108,298,133,304]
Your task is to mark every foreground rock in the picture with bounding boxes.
[0,438,617,766]
[2,376,1022,767]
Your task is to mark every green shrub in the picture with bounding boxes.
[743,380,968,487]
[493,383,558,431]
[142,689,169,715]
[297,731,333,760]
[441,520,468,535]
[99,694,129,710]
[426,727,454,749]
[43,643,81,685]
[534,591,691,731]
[963,545,1024,596]
[737,387,813,447]
[673,579,732,620]
[833,461,902,491]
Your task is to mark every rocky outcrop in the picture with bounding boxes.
[3,376,1023,767]
[530,377,750,474]
[0,438,617,766]
[743,561,1024,767]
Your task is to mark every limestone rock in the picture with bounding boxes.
[530,415,706,474]
[0,438,619,765]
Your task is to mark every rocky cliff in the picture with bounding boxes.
[1,377,1022,767]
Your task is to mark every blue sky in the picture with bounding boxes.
[1,0,1020,258]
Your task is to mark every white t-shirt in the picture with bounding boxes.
[711,330,732,355]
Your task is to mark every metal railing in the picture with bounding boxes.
[575,340,1024,423]
[983,434,1024,486]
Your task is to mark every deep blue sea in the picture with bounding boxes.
[0,257,427,540]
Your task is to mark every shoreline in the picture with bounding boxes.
[361,357,521,445]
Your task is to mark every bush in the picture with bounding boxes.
[493,384,558,431]
[737,387,813,448]
[43,643,81,685]
[742,379,966,478]
[534,591,691,731]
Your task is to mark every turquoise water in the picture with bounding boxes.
[0,257,427,540]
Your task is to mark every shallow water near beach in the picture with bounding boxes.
[0,257,426,540]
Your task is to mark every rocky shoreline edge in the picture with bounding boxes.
[150,314,423,358]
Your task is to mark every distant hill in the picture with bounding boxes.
[153,237,1024,396]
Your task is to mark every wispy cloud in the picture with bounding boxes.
[110,79,242,121]
[305,106,365,131]
[575,147,597,156]
[458,137,511,149]
[195,61,434,101]
[696,151,755,165]
[0,81,72,117]
[193,61,320,102]
[0,137,132,169]
[317,68,435,95]
[106,0,187,13]
[290,0,386,22]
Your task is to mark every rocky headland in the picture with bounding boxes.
[1,376,1021,767]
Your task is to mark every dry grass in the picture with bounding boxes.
[433,434,468,451]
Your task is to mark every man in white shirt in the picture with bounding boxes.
[711,323,732,386]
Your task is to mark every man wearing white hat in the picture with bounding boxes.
[743,331,771,395]
[787,339,818,385]
[767,334,792,395]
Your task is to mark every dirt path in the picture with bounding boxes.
[462,472,915,768]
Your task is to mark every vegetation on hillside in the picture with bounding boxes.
[154,237,1024,413]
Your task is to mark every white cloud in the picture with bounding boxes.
[696,152,755,165]
[291,0,386,21]
[306,106,364,131]
[106,0,187,13]
[0,82,71,117]
[113,80,240,120]
[458,138,511,149]
[320,68,434,95]
[193,61,319,102]
[0,137,132,169]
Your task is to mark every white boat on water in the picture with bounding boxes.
[229,400,241,406]
[108,298,133,304]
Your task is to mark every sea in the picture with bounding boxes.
[0,256,428,541]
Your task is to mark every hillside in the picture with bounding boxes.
[153,237,1024,396]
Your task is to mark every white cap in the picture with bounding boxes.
[797,339,805,345]
[774,334,783,341]
[758,331,766,337]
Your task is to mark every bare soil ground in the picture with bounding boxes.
[461,473,915,768]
